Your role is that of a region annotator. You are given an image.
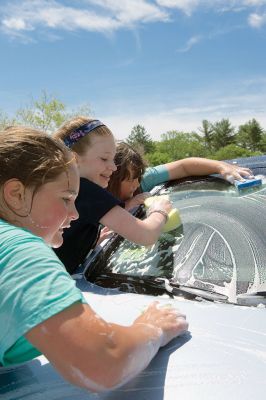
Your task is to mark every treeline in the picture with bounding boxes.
[127,120,266,166]
[1,91,265,164]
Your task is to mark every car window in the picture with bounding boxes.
[84,159,266,306]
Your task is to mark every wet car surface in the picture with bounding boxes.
[1,156,266,400]
[85,156,266,307]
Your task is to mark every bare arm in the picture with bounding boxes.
[100,197,172,246]
[26,301,188,392]
[164,157,253,182]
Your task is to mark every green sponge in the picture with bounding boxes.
[144,195,182,232]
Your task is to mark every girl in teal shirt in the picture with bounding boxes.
[0,126,188,392]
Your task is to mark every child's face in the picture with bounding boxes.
[77,134,117,188]
[120,171,140,201]
[25,164,79,248]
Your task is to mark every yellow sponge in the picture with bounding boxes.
[144,196,182,232]
[144,194,169,208]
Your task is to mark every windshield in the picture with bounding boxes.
[85,159,266,306]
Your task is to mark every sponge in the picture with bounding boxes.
[144,194,169,208]
[234,177,262,191]
[144,195,182,232]
[162,208,182,232]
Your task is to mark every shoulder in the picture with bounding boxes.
[141,165,169,192]
[0,219,44,250]
[79,178,120,201]
[78,178,123,209]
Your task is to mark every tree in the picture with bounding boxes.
[236,119,263,152]
[145,148,172,166]
[212,144,262,160]
[15,91,91,133]
[211,119,235,151]
[259,132,266,152]
[0,109,17,130]
[198,119,213,149]
[158,131,207,161]
[126,125,155,154]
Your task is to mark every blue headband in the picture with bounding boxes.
[63,120,105,148]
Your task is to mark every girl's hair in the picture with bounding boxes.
[0,126,74,191]
[53,116,114,155]
[108,142,147,198]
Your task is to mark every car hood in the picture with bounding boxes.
[1,281,266,400]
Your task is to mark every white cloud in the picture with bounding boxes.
[177,35,202,52]
[244,1,266,5]
[0,0,168,39]
[87,0,169,23]
[1,0,266,40]
[156,0,200,16]
[2,17,29,31]
[248,12,266,27]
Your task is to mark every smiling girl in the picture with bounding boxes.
[53,117,173,274]
[0,126,188,391]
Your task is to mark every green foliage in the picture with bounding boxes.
[145,151,171,166]
[126,124,155,154]
[212,144,262,160]
[158,130,208,160]
[211,119,236,151]
[15,91,67,132]
[198,119,214,149]
[236,119,264,152]
[0,109,17,130]
[259,133,266,153]
[1,92,265,162]
[0,91,92,134]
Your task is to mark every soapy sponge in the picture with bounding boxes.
[144,195,182,232]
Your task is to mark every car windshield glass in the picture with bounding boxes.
[84,160,266,306]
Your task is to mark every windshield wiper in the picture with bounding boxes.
[155,278,228,302]
[237,292,266,306]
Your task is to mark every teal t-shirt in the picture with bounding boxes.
[141,165,169,192]
[0,219,85,366]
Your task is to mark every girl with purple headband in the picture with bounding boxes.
[53,116,174,274]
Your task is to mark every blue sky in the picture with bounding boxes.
[0,0,266,141]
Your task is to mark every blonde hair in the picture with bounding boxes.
[53,116,114,155]
[0,126,74,191]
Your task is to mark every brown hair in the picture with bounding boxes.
[53,116,114,155]
[107,142,147,198]
[0,126,74,191]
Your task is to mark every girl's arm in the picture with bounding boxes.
[26,301,188,392]
[100,197,172,246]
[164,157,253,182]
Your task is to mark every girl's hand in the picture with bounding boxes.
[97,226,114,245]
[219,163,254,183]
[125,192,150,211]
[147,197,173,215]
[134,301,188,347]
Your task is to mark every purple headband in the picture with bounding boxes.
[63,120,105,148]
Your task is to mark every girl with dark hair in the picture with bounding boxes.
[108,142,253,209]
